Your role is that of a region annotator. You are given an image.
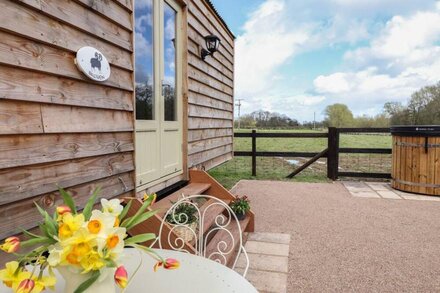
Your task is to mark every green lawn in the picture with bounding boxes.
[209,129,392,189]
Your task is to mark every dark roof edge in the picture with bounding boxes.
[205,0,236,39]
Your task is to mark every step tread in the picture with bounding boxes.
[204,214,251,267]
[199,198,231,236]
[153,183,211,215]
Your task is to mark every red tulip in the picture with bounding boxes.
[0,236,20,253]
[56,205,71,216]
[114,265,128,289]
[16,279,34,293]
[154,258,180,272]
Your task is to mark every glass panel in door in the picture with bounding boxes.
[163,3,177,122]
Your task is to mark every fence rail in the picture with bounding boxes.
[233,127,392,180]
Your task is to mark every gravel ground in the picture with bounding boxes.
[231,180,440,293]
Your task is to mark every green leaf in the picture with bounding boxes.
[82,187,101,221]
[74,270,100,293]
[20,228,43,240]
[119,200,132,222]
[125,233,156,245]
[58,186,77,214]
[121,200,153,228]
[34,203,57,237]
[104,259,118,268]
[125,210,158,230]
[20,237,53,248]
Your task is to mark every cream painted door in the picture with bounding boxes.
[135,0,183,189]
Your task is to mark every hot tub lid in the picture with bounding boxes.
[391,125,440,136]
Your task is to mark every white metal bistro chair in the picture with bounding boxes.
[155,194,250,277]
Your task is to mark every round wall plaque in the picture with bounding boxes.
[75,46,111,82]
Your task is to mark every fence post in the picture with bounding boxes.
[327,127,339,180]
[252,129,257,176]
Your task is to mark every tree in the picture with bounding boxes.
[385,82,440,125]
[323,103,354,127]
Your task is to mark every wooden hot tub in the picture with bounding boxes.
[391,126,440,196]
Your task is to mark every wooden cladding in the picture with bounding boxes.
[0,0,235,242]
[0,0,135,241]
[187,0,235,172]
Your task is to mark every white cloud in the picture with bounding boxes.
[135,0,152,9]
[135,32,152,58]
[234,0,440,121]
[314,8,440,116]
[235,0,311,98]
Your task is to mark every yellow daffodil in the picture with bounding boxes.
[0,236,20,253]
[0,261,31,289]
[89,210,117,236]
[58,213,85,239]
[79,251,105,273]
[101,199,123,217]
[31,275,56,293]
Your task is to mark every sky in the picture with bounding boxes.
[211,0,440,122]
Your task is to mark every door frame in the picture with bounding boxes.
[132,0,189,193]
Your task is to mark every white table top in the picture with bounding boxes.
[0,249,257,293]
[124,249,257,293]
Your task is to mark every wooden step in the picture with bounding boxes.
[204,214,251,267]
[199,199,231,236]
[153,182,211,216]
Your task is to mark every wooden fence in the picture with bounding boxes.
[234,127,392,180]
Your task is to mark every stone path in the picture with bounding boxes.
[342,181,440,201]
[235,232,291,293]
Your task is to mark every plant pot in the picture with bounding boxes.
[169,221,198,242]
[57,266,116,293]
[234,211,246,221]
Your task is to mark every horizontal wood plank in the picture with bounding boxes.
[0,132,134,169]
[188,144,233,167]
[74,0,132,31]
[188,92,233,112]
[41,105,133,133]
[19,0,132,51]
[0,30,133,91]
[188,117,233,129]
[188,136,233,155]
[189,80,233,104]
[113,0,132,11]
[188,47,233,86]
[0,152,134,205]
[189,66,233,96]
[0,172,134,239]
[0,0,133,71]
[188,128,233,143]
[0,65,133,111]
[0,100,43,134]
[189,104,233,120]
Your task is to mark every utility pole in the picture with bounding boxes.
[235,99,243,129]
[313,112,316,130]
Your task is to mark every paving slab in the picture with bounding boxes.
[342,181,371,192]
[377,190,402,199]
[236,268,287,293]
[366,182,392,191]
[245,241,290,257]
[247,232,290,244]
[350,191,381,198]
[236,253,289,273]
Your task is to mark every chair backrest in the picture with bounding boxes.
[157,194,249,276]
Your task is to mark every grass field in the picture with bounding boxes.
[209,129,392,189]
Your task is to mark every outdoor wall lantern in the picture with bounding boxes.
[201,35,221,60]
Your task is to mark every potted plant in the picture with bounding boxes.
[0,187,179,293]
[165,202,198,242]
[230,196,250,221]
